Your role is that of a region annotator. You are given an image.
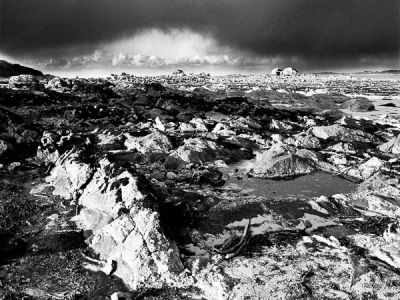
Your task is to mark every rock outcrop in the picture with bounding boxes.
[378,134,400,154]
[311,124,376,143]
[250,143,316,178]
[164,138,221,169]
[341,97,375,112]
[48,153,184,291]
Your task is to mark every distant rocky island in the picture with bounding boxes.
[0,60,43,78]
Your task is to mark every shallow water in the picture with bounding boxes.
[196,170,357,235]
[223,171,357,199]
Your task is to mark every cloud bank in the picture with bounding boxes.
[1,0,399,72]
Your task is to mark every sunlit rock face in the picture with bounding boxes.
[164,137,221,169]
[47,155,183,290]
[378,134,400,154]
[45,150,94,200]
[124,130,173,160]
[250,143,316,178]
[311,124,377,143]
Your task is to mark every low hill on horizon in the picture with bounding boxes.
[0,60,43,78]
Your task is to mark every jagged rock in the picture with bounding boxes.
[212,123,235,136]
[326,142,356,154]
[179,122,196,133]
[124,131,172,160]
[230,117,261,131]
[111,291,132,300]
[358,173,399,193]
[334,179,400,216]
[342,157,384,181]
[96,132,124,151]
[311,124,376,143]
[378,134,400,154]
[75,158,183,290]
[341,97,375,112]
[36,146,60,165]
[0,140,13,157]
[190,118,208,132]
[154,117,166,131]
[205,111,229,123]
[351,228,400,269]
[8,74,37,89]
[285,132,321,149]
[164,138,221,169]
[45,150,94,199]
[250,143,316,178]
[45,77,68,90]
[270,119,293,131]
[327,153,348,165]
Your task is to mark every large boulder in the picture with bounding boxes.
[164,138,221,169]
[378,134,400,154]
[311,124,376,143]
[341,97,375,112]
[74,158,183,290]
[124,131,172,160]
[250,143,316,178]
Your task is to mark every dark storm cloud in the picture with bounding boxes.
[0,0,399,67]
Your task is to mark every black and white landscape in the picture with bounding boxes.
[1,1,400,299]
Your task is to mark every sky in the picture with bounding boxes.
[0,0,399,76]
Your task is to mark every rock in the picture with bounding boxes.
[341,97,375,112]
[45,150,94,199]
[36,146,60,165]
[285,132,321,149]
[327,153,348,165]
[0,140,13,157]
[341,157,384,181]
[8,74,37,89]
[45,77,68,90]
[111,291,132,300]
[165,138,221,169]
[8,162,22,171]
[270,119,293,131]
[212,123,236,136]
[326,142,356,154]
[358,173,399,193]
[378,134,400,154]
[179,122,196,133]
[154,117,166,131]
[190,118,209,132]
[76,158,183,290]
[351,228,400,269]
[311,124,376,143]
[96,132,124,151]
[124,131,172,160]
[250,143,316,178]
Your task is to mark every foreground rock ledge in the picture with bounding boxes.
[47,153,184,291]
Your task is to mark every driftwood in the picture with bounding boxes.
[213,218,252,259]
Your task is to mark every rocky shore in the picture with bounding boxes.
[1,72,400,299]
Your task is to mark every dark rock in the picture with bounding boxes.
[379,102,396,107]
[341,97,375,112]
[0,60,43,77]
